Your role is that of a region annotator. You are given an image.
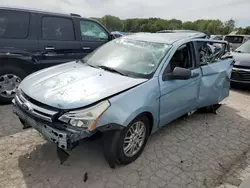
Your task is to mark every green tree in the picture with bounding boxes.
[225,19,235,29]
[99,15,123,31]
[182,21,197,30]
[237,26,250,35]
[168,19,182,30]
[207,20,224,34]
[92,16,242,35]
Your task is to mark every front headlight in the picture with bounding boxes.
[59,100,110,131]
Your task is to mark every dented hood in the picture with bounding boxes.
[20,61,147,109]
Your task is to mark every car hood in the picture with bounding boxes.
[20,61,147,109]
[231,52,250,67]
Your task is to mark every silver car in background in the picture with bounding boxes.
[231,40,250,85]
[224,35,250,51]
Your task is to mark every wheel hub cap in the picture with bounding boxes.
[0,74,21,98]
[123,121,146,157]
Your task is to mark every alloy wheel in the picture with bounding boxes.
[123,121,146,157]
[0,74,21,98]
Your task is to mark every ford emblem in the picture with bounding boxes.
[21,103,32,111]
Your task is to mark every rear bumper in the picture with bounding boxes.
[12,98,94,150]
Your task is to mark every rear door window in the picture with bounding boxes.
[42,16,75,41]
[224,36,244,44]
[0,10,30,39]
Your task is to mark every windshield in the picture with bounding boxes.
[224,36,244,44]
[235,40,250,53]
[83,38,171,78]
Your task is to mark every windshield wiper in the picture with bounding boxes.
[86,63,97,68]
[97,65,127,76]
[78,59,98,68]
[234,50,242,53]
[77,59,84,63]
[77,61,128,76]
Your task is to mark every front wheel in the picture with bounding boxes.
[117,116,150,165]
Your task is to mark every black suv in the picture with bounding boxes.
[0,7,113,104]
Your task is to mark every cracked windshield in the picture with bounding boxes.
[84,38,171,78]
[0,0,250,188]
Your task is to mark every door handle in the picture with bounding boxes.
[45,47,54,50]
[191,73,199,78]
[82,47,91,50]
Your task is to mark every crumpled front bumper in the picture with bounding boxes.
[12,98,94,150]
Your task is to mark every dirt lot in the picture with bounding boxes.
[1,88,250,188]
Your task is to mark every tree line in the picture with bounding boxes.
[92,15,250,35]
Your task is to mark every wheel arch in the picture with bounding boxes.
[137,111,154,135]
[122,110,156,136]
[0,57,35,74]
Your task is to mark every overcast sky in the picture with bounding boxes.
[1,0,249,27]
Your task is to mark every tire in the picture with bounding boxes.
[103,130,121,168]
[117,116,150,165]
[0,66,27,104]
[19,118,25,126]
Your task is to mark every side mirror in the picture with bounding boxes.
[110,34,116,40]
[163,67,192,81]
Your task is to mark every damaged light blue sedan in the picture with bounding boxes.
[12,32,234,168]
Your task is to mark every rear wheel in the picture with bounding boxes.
[0,66,27,104]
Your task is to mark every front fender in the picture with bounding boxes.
[122,106,157,129]
[96,78,160,132]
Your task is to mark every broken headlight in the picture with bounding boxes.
[58,100,110,131]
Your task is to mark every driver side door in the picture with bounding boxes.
[159,42,202,127]
[194,39,234,108]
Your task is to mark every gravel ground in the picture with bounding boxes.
[1,88,250,188]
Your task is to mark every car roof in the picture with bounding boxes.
[225,35,250,37]
[123,32,206,44]
[0,6,85,19]
[211,35,223,37]
[157,29,202,33]
[111,31,124,35]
